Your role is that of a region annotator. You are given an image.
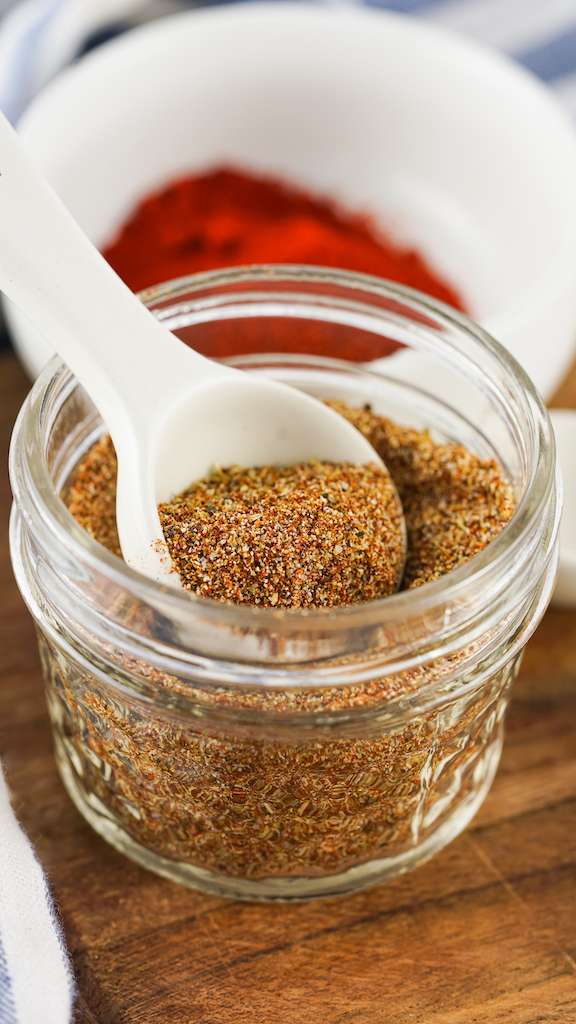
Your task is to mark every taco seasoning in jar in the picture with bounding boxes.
[9,269,560,900]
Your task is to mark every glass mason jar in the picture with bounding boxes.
[9,267,560,901]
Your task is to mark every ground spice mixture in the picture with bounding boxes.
[67,402,513,592]
[326,402,515,589]
[158,461,405,606]
[103,167,466,314]
[57,401,516,882]
[102,169,467,368]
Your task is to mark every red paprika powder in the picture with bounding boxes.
[103,166,466,361]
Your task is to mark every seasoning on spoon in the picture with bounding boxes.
[158,460,406,606]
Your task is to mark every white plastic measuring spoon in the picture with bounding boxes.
[0,112,400,586]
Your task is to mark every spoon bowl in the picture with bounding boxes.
[117,367,393,582]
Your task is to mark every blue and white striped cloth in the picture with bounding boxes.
[2,1,576,1021]
[0,773,73,1024]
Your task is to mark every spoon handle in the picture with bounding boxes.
[0,111,217,435]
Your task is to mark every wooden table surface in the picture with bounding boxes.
[1,350,575,1024]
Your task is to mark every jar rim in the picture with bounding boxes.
[9,265,560,665]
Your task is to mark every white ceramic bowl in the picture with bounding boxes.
[7,4,576,396]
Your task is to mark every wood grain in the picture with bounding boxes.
[1,351,575,1024]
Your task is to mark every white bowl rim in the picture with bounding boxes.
[18,3,576,313]
[11,2,576,391]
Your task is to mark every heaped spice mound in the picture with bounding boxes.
[102,167,466,311]
[327,402,516,588]
[158,461,405,607]
[65,401,515,599]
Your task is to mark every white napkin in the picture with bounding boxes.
[0,767,73,1024]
